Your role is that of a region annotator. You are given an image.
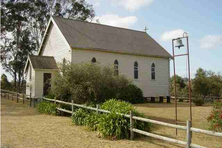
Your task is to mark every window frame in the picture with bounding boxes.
[114,60,119,76]
[91,57,96,63]
[134,61,138,79]
[151,63,155,80]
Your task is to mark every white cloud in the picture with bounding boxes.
[93,14,137,28]
[87,0,153,11]
[161,29,185,41]
[117,0,153,11]
[200,35,222,49]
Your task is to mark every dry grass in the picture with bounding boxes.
[1,98,183,148]
[1,98,222,148]
[134,101,222,148]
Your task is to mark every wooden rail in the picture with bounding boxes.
[1,90,221,148]
[42,97,222,148]
[1,89,36,107]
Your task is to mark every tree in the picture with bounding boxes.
[1,0,95,92]
[1,74,11,90]
[170,75,187,96]
[193,68,222,99]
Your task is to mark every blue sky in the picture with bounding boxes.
[1,0,222,80]
[88,0,222,78]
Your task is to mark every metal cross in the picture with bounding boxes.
[144,27,148,33]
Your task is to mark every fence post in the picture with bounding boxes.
[186,120,192,148]
[12,93,14,101]
[130,110,134,140]
[23,94,25,104]
[96,104,100,114]
[54,97,56,105]
[8,92,9,99]
[17,92,19,103]
[72,99,74,115]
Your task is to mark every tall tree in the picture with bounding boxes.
[1,74,11,90]
[193,68,222,99]
[1,0,95,92]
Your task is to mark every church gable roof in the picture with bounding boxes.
[29,55,58,70]
[52,16,172,58]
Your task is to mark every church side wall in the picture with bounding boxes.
[71,49,170,97]
[40,23,71,63]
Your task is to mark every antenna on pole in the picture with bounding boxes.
[144,26,148,33]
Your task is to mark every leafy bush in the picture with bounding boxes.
[37,101,57,115]
[85,112,100,131]
[193,98,204,106]
[99,99,151,139]
[72,108,88,125]
[207,101,222,132]
[116,84,145,103]
[51,62,144,104]
[98,113,129,139]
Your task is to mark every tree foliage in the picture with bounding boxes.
[51,62,144,104]
[193,68,222,99]
[1,74,11,90]
[1,0,95,92]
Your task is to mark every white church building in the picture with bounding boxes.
[24,16,172,100]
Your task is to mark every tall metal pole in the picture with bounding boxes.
[172,39,178,135]
[186,36,192,122]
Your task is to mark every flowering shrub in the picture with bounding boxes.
[207,101,222,132]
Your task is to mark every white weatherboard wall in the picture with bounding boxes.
[34,70,55,98]
[40,23,71,63]
[26,65,35,98]
[72,49,170,97]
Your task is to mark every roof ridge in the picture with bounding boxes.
[52,16,146,34]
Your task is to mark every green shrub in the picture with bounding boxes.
[85,112,100,131]
[193,98,204,106]
[72,108,88,125]
[207,101,222,132]
[98,112,129,139]
[101,99,134,114]
[116,84,145,104]
[37,101,57,115]
[99,99,152,139]
[51,62,144,104]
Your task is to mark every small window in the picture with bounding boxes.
[91,57,96,63]
[134,61,138,79]
[29,65,32,81]
[151,63,155,80]
[114,60,119,76]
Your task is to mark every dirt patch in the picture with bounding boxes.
[1,98,183,148]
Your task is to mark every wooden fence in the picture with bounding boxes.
[42,97,222,148]
[1,89,37,107]
[1,89,222,148]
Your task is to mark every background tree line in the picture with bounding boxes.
[171,68,222,99]
[0,0,95,92]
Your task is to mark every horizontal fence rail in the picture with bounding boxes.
[42,97,222,148]
[1,89,37,107]
[1,90,222,148]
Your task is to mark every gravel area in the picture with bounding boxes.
[1,98,182,148]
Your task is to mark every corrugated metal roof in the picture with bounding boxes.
[52,16,172,58]
[29,55,58,69]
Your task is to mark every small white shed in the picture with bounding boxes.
[24,55,58,98]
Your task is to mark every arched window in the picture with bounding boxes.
[151,63,155,80]
[114,60,119,76]
[134,61,138,79]
[91,57,96,63]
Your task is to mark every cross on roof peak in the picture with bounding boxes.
[144,27,148,33]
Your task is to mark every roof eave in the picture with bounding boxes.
[71,46,172,59]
